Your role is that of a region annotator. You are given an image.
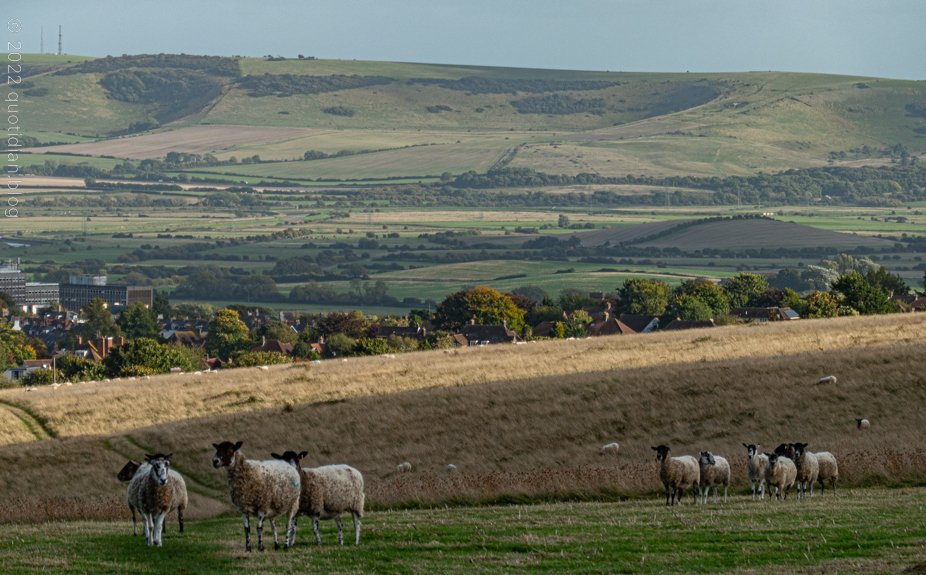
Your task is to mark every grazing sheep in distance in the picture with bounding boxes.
[272,451,365,547]
[764,452,797,501]
[815,375,837,386]
[118,460,184,537]
[396,462,411,473]
[599,443,620,456]
[792,442,820,499]
[258,366,269,371]
[698,451,731,504]
[127,454,188,547]
[814,452,839,496]
[212,441,301,552]
[742,444,768,501]
[857,418,870,431]
[652,445,700,506]
[446,464,457,473]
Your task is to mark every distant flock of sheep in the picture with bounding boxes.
[116,417,868,549]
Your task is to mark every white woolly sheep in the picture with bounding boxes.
[742,443,768,501]
[117,460,186,537]
[126,454,188,547]
[212,441,301,552]
[599,443,620,456]
[396,462,412,473]
[857,418,870,431]
[257,366,269,371]
[272,451,365,546]
[763,452,797,501]
[815,375,837,386]
[446,464,457,473]
[814,452,839,496]
[792,442,820,499]
[652,445,700,506]
[698,451,731,504]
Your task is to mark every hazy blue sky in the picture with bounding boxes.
[10,1,926,79]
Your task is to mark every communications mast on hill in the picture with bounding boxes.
[58,25,62,56]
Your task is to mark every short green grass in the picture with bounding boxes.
[1,487,924,574]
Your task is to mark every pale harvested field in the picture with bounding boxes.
[3,314,924,442]
[560,119,708,141]
[26,125,321,160]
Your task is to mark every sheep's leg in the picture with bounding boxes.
[713,486,718,504]
[130,505,137,536]
[749,480,755,501]
[242,514,252,552]
[832,479,837,497]
[759,481,765,501]
[352,511,361,546]
[335,515,344,546]
[723,485,727,504]
[665,487,671,506]
[691,484,697,505]
[154,513,166,547]
[270,516,280,551]
[256,514,266,552]
[313,515,322,546]
[178,507,184,533]
[809,481,814,498]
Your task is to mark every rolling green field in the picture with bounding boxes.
[2,488,924,574]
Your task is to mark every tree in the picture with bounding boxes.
[352,337,389,356]
[433,286,524,332]
[510,285,548,304]
[80,298,121,337]
[255,320,298,345]
[675,279,730,315]
[227,351,290,368]
[505,292,536,315]
[57,354,106,381]
[291,341,320,360]
[864,266,909,296]
[22,368,63,386]
[103,338,197,377]
[323,333,355,358]
[752,288,784,308]
[831,272,894,315]
[153,291,171,319]
[558,214,570,228]
[205,309,251,359]
[721,273,770,308]
[666,294,713,322]
[615,278,672,315]
[0,290,15,310]
[116,301,158,340]
[803,291,839,319]
[317,311,369,339]
[556,290,598,313]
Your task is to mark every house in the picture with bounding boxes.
[375,325,427,341]
[618,314,660,333]
[167,331,204,348]
[531,321,558,338]
[729,307,800,322]
[248,337,294,357]
[890,294,926,312]
[586,312,637,337]
[3,358,54,380]
[456,319,521,345]
[662,318,716,331]
[69,335,124,363]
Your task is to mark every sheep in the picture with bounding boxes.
[212,441,301,552]
[773,443,796,460]
[742,443,769,501]
[271,451,365,547]
[651,445,700,506]
[792,442,820,500]
[697,451,731,504]
[815,375,837,386]
[857,418,870,431]
[814,452,839,497]
[257,366,269,371]
[126,454,188,547]
[599,442,620,456]
[446,464,457,473]
[117,460,185,537]
[763,452,797,501]
[396,462,412,473]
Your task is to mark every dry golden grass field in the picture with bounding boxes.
[0,314,924,523]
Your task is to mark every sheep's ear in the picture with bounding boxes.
[299,451,308,460]
[742,443,748,448]
[144,453,154,461]
[651,446,658,451]
[271,453,282,460]
[165,453,173,461]
[233,441,243,451]
[212,443,219,449]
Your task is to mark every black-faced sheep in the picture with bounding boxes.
[117,459,186,537]
[272,451,365,547]
[792,442,820,499]
[764,452,796,501]
[697,451,731,504]
[212,441,301,552]
[126,454,188,547]
[651,445,699,506]
[857,418,870,431]
[742,443,768,501]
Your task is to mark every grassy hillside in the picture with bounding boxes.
[20,55,926,178]
[0,314,923,521]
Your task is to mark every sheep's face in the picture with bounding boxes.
[699,451,715,466]
[144,453,173,486]
[117,460,141,482]
[773,443,795,459]
[651,445,670,462]
[793,443,808,457]
[767,453,779,467]
[271,450,307,470]
[212,441,243,468]
[743,444,759,459]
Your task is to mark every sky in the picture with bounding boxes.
[9,0,926,80]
